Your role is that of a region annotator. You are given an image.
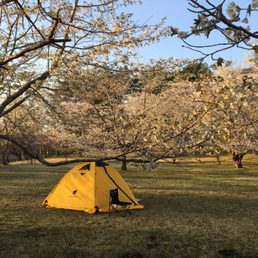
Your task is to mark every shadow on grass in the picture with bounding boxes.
[138,191,258,220]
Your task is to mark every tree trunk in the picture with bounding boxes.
[2,142,10,165]
[15,150,22,161]
[216,154,221,165]
[21,151,26,161]
[39,145,44,159]
[172,158,176,164]
[2,152,8,165]
[232,152,244,168]
[121,156,127,171]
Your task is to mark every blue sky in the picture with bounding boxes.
[128,0,256,65]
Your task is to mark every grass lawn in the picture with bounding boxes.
[0,155,258,258]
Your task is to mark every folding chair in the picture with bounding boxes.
[109,188,132,216]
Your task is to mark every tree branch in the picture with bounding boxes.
[0,71,49,117]
[0,134,138,166]
[0,38,70,68]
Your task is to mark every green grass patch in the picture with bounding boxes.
[1,155,258,258]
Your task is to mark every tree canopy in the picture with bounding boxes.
[0,0,257,168]
[0,0,167,165]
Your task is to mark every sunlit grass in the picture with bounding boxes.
[12,157,76,165]
[1,155,258,258]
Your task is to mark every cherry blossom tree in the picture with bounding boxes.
[190,64,258,168]
[171,0,258,63]
[0,0,168,165]
[44,58,211,169]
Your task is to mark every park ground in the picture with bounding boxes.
[1,155,258,258]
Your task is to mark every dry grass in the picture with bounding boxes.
[1,155,258,258]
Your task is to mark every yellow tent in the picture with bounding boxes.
[42,161,144,213]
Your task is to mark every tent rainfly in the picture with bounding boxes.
[42,161,144,213]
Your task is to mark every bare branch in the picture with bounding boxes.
[173,0,258,60]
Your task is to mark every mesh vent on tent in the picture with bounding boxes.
[80,164,91,171]
[96,161,108,167]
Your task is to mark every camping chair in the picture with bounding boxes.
[109,188,132,216]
